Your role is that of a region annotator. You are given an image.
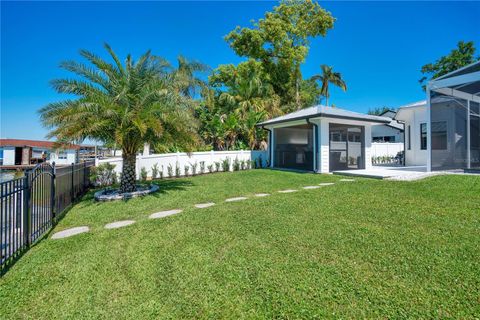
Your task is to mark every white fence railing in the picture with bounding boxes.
[96,150,268,179]
[370,143,403,158]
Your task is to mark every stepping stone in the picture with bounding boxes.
[105,220,135,229]
[340,179,355,182]
[278,189,298,193]
[225,197,247,202]
[254,193,270,197]
[319,182,335,186]
[195,202,215,209]
[52,226,89,239]
[149,209,183,219]
[303,186,320,189]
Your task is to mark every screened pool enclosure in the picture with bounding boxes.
[427,61,480,171]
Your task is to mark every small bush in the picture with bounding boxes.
[214,161,221,172]
[151,163,159,180]
[191,162,198,176]
[245,159,252,170]
[140,167,148,181]
[222,157,231,172]
[90,163,117,187]
[240,160,246,170]
[233,157,240,171]
[200,161,205,175]
[184,165,190,177]
[175,162,181,178]
[159,165,164,179]
[167,164,174,178]
[207,164,214,173]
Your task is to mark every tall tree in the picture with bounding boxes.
[419,41,479,89]
[40,44,199,193]
[225,0,335,110]
[174,55,210,98]
[311,64,347,106]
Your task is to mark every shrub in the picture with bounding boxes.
[184,165,190,177]
[245,159,252,170]
[90,163,117,187]
[140,167,148,181]
[214,161,221,172]
[191,162,198,176]
[222,157,231,172]
[175,162,181,178]
[159,165,164,179]
[200,161,205,175]
[207,164,214,173]
[233,157,240,171]
[151,163,159,180]
[240,160,246,170]
[167,164,174,178]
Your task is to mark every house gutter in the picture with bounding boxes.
[306,119,319,173]
[257,113,390,127]
[261,126,272,167]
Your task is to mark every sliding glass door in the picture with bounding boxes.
[329,123,365,171]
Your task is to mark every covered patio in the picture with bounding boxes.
[427,61,480,172]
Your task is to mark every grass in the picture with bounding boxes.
[0,170,479,318]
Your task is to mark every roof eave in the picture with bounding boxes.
[257,113,390,127]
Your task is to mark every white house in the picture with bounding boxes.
[371,110,404,143]
[394,100,428,166]
[257,105,391,173]
[0,139,79,166]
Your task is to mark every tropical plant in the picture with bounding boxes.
[190,162,198,176]
[90,163,117,187]
[207,164,214,173]
[311,65,347,106]
[167,163,174,178]
[199,161,205,174]
[184,165,190,177]
[140,167,148,181]
[233,157,241,171]
[151,163,159,180]
[214,161,221,172]
[175,162,181,178]
[222,158,231,172]
[40,44,200,193]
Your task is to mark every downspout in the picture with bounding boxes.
[261,126,272,168]
[306,119,319,173]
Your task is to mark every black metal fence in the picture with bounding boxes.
[0,161,94,273]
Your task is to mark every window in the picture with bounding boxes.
[431,121,447,150]
[420,123,427,150]
[58,152,67,160]
[372,136,396,143]
[407,125,411,150]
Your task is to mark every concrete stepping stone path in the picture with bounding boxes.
[195,202,215,209]
[340,179,355,182]
[52,226,89,239]
[225,197,248,202]
[149,209,183,219]
[303,186,320,190]
[254,193,270,197]
[105,220,135,229]
[318,182,335,186]
[278,189,298,193]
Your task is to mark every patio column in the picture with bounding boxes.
[426,86,432,172]
[467,100,471,169]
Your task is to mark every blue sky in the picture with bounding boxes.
[1,1,479,140]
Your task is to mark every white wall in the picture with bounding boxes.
[2,147,15,165]
[96,150,268,178]
[396,106,428,166]
[370,143,404,158]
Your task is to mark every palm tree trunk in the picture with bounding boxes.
[120,153,137,193]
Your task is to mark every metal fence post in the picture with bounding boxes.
[71,163,74,201]
[51,162,56,220]
[23,174,31,246]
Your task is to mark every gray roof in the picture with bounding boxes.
[258,105,391,126]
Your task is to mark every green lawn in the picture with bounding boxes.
[1,170,479,318]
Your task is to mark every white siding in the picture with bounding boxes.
[2,147,15,165]
[396,106,428,166]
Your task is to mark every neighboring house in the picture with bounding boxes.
[371,110,404,143]
[394,101,428,166]
[0,139,80,166]
[257,105,391,173]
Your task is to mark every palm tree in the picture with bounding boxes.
[174,55,210,98]
[40,44,199,193]
[311,65,347,106]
